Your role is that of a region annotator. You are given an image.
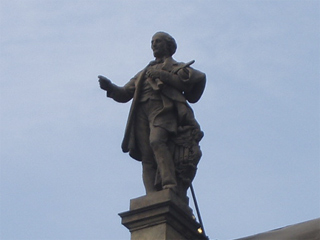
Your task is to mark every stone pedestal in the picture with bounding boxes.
[119,189,208,240]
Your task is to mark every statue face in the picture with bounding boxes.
[151,33,169,58]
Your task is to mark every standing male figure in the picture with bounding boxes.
[99,32,206,198]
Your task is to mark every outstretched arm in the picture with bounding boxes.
[98,75,135,103]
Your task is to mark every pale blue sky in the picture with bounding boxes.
[1,1,319,239]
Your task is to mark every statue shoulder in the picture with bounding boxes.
[184,69,206,103]
[180,63,206,104]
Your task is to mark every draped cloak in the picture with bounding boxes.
[107,57,206,162]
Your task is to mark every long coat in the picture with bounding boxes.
[107,57,206,161]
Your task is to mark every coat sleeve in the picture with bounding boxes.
[107,77,136,103]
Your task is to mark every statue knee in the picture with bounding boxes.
[150,138,166,152]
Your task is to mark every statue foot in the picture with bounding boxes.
[163,184,177,190]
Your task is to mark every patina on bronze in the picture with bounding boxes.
[98,32,206,199]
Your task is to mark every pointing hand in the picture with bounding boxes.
[98,75,113,92]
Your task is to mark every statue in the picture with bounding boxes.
[98,32,206,199]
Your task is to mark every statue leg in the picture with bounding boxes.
[149,126,177,190]
[135,105,158,194]
[142,160,158,193]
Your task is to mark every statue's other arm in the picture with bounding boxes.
[146,69,187,91]
[145,66,205,94]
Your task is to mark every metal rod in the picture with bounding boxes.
[190,183,208,239]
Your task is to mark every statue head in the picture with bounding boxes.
[151,32,177,58]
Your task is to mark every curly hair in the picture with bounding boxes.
[153,32,177,56]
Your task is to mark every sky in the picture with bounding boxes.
[0,0,319,240]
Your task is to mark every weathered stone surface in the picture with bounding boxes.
[129,187,191,213]
[119,189,208,240]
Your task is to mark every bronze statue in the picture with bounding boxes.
[99,32,206,199]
